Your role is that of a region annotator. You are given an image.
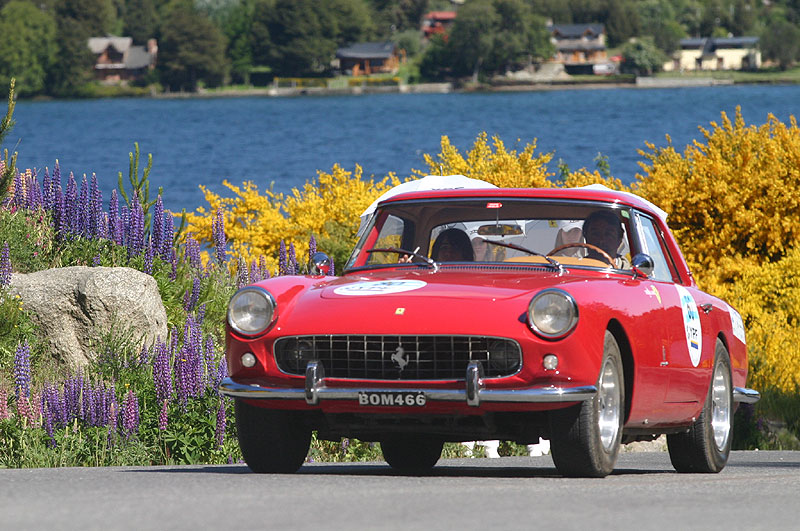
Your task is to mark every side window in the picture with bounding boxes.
[638,216,675,282]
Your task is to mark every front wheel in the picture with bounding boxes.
[549,331,625,478]
[667,339,733,473]
[234,399,311,473]
[380,434,443,474]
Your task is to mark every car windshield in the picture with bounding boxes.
[346,199,635,271]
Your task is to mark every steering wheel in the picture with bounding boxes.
[548,243,616,268]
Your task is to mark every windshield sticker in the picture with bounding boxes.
[729,305,746,345]
[676,285,702,367]
[334,280,427,296]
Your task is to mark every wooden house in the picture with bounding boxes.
[335,41,404,76]
[88,36,158,83]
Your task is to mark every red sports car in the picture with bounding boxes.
[219,187,759,477]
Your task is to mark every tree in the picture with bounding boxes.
[446,0,497,81]
[158,1,228,91]
[620,36,668,76]
[124,0,158,44]
[0,1,57,96]
[761,18,800,70]
[637,0,686,54]
[49,16,96,96]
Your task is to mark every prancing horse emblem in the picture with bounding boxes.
[391,346,409,371]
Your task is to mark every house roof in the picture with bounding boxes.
[424,11,456,21]
[549,24,605,39]
[680,36,759,51]
[125,46,153,69]
[88,36,132,54]
[336,41,396,60]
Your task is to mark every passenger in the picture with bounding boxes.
[431,228,474,262]
[552,220,584,257]
[471,236,492,261]
[582,210,629,268]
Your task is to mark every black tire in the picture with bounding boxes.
[549,331,625,478]
[234,399,311,473]
[667,339,733,473]
[380,434,443,474]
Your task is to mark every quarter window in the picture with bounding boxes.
[638,216,675,282]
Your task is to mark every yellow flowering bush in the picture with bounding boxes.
[184,165,400,272]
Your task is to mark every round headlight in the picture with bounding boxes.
[228,287,276,335]
[528,289,578,339]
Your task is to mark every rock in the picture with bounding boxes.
[9,266,168,369]
[623,434,668,452]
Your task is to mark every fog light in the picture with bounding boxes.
[241,353,257,368]
[543,354,559,370]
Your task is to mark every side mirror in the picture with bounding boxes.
[630,253,654,279]
[309,252,331,276]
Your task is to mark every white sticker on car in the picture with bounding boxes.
[676,285,702,367]
[334,280,427,296]
[729,305,746,345]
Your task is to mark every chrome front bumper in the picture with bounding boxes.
[219,361,597,407]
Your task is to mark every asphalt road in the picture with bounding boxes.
[1,451,797,531]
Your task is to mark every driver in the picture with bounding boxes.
[582,210,629,268]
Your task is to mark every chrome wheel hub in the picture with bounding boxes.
[597,359,621,451]
[711,364,731,451]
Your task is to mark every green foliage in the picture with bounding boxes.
[158,1,229,91]
[0,2,58,97]
[620,36,668,76]
[124,0,158,45]
[0,79,16,199]
[761,18,800,70]
[117,142,162,227]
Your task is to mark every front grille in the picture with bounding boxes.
[274,335,522,380]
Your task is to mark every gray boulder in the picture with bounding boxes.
[9,266,168,369]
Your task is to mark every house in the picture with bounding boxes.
[88,36,158,83]
[422,11,457,39]
[335,41,405,76]
[663,37,760,72]
[548,23,608,74]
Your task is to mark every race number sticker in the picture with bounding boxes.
[334,280,427,296]
[676,285,702,367]
[728,305,746,345]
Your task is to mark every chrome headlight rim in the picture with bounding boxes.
[227,286,277,337]
[528,288,579,340]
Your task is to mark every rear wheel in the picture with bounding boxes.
[549,331,624,478]
[667,339,732,473]
[234,399,311,473]
[380,434,443,474]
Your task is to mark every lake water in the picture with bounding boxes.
[8,84,800,214]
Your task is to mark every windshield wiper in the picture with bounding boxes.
[366,247,440,272]
[480,238,564,272]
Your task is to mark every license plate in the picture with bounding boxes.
[358,391,426,407]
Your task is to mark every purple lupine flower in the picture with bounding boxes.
[143,236,154,275]
[25,169,42,211]
[92,254,102,266]
[77,174,89,237]
[183,276,201,313]
[89,174,103,239]
[0,387,9,420]
[121,389,140,438]
[12,169,23,209]
[65,172,78,235]
[259,255,270,280]
[236,257,248,288]
[126,194,145,257]
[214,356,228,392]
[13,340,31,399]
[138,344,149,367]
[153,339,172,402]
[309,235,317,260]
[81,378,93,425]
[16,395,32,427]
[175,315,203,404]
[278,240,287,276]
[288,243,297,274]
[212,208,227,265]
[151,196,165,253]
[63,375,81,423]
[158,399,169,430]
[161,211,175,261]
[215,399,226,449]
[185,237,203,272]
[55,182,69,239]
[249,259,259,284]
[0,241,11,286]
[109,190,123,245]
